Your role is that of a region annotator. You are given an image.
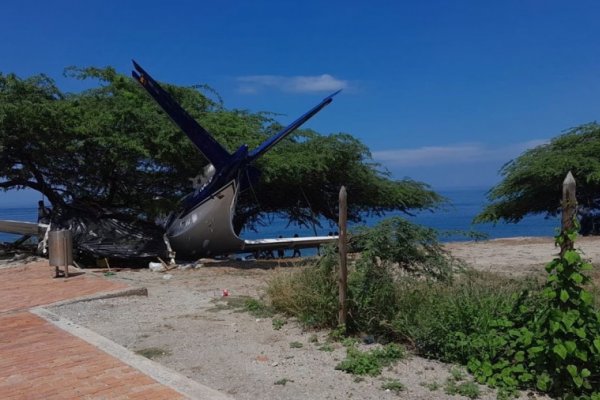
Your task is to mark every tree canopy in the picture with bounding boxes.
[0,67,442,232]
[476,123,600,224]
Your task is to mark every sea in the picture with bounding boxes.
[0,189,559,246]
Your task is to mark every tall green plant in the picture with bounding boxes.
[468,227,600,399]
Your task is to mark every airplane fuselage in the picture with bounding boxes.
[166,180,244,258]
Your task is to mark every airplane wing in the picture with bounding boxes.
[0,220,48,236]
[131,60,232,170]
[247,90,341,162]
[242,235,338,251]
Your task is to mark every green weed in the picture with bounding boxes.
[444,379,480,399]
[381,379,405,394]
[319,343,334,352]
[420,381,441,391]
[335,343,404,376]
[289,341,303,348]
[272,318,286,330]
[243,298,274,318]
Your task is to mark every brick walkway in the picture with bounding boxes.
[0,262,185,399]
[0,261,128,313]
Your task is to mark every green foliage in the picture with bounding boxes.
[274,378,293,386]
[352,216,459,282]
[289,341,303,348]
[268,217,460,334]
[242,298,274,318]
[268,246,339,328]
[318,343,334,352]
[0,68,442,231]
[444,379,480,399]
[389,271,541,361]
[443,367,481,399]
[272,318,286,330]
[335,343,404,376]
[465,229,600,398]
[420,381,442,391]
[381,379,405,393]
[477,123,600,223]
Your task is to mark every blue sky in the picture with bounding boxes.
[2,0,600,206]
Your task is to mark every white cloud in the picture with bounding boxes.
[237,74,348,93]
[372,139,548,167]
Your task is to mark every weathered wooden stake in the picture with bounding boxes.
[560,171,577,256]
[338,186,348,328]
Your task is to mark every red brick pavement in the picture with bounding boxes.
[0,262,186,399]
[0,261,128,313]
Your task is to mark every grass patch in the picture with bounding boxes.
[335,343,404,376]
[420,381,441,391]
[274,378,293,385]
[289,341,303,348]
[272,318,286,330]
[445,379,480,399]
[381,379,405,394]
[208,296,274,318]
[135,347,171,360]
[244,298,274,318]
[318,343,334,352]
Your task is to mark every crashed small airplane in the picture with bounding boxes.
[0,61,339,261]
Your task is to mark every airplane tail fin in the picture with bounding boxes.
[247,90,340,162]
[132,60,232,170]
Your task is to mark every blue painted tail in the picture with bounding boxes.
[247,90,340,162]
[132,60,231,170]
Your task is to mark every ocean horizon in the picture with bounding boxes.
[0,189,559,245]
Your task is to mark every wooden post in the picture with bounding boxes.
[560,171,577,256]
[338,186,348,328]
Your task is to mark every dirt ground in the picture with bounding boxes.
[48,236,600,400]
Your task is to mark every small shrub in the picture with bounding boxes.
[268,218,461,335]
[319,343,334,352]
[381,379,405,393]
[351,217,460,281]
[420,381,441,391]
[272,318,286,330]
[450,366,466,381]
[244,298,274,318]
[466,228,600,398]
[389,270,542,362]
[444,379,480,399]
[335,343,404,376]
[289,341,303,348]
[268,247,339,328]
[274,378,292,385]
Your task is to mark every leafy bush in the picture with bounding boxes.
[269,217,460,334]
[351,217,459,281]
[381,379,405,393]
[388,271,543,361]
[466,231,600,399]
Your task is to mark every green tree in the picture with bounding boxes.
[0,67,442,231]
[476,123,600,230]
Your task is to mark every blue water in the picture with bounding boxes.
[0,189,560,245]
